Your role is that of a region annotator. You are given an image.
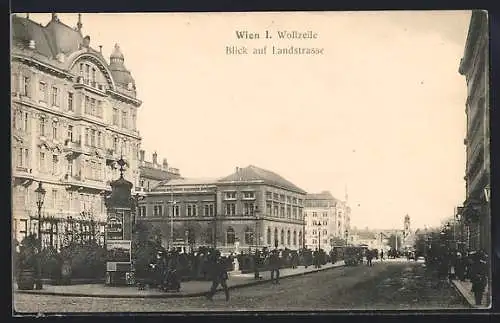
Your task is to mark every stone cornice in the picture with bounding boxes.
[12,54,75,82]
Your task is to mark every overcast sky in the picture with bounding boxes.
[24,11,472,231]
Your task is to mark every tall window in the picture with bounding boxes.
[84,128,89,146]
[299,231,302,247]
[131,112,136,130]
[293,231,297,246]
[85,96,90,114]
[153,205,163,217]
[225,203,236,215]
[22,76,30,96]
[113,108,119,126]
[52,122,58,140]
[52,155,58,174]
[244,202,254,215]
[267,227,271,245]
[113,137,118,151]
[16,148,23,167]
[287,206,291,218]
[280,229,285,245]
[39,118,46,136]
[173,205,180,217]
[287,230,291,245]
[122,111,128,129]
[24,112,29,132]
[51,87,59,106]
[97,132,102,147]
[90,130,96,147]
[67,92,74,111]
[91,68,96,87]
[67,125,73,142]
[85,65,90,84]
[91,98,96,115]
[139,206,146,217]
[226,227,235,245]
[274,228,278,245]
[38,82,47,101]
[245,227,254,245]
[39,152,45,171]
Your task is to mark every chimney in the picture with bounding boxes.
[152,152,158,165]
[162,158,169,169]
[139,150,145,162]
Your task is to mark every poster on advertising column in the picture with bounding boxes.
[106,240,132,263]
[106,210,124,241]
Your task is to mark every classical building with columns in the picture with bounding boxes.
[11,13,142,247]
[304,191,351,253]
[138,165,307,253]
[458,10,490,253]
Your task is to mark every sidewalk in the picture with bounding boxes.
[451,279,490,309]
[14,261,344,298]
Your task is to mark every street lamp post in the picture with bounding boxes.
[302,213,306,250]
[34,182,46,290]
[254,205,260,251]
[344,229,348,246]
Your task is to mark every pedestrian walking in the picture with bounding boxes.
[206,252,230,301]
[253,249,262,279]
[470,251,488,306]
[269,249,281,284]
[366,250,373,267]
[380,250,384,261]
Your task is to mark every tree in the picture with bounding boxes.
[388,234,402,250]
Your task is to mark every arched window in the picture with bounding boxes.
[226,227,235,245]
[244,227,254,245]
[293,230,297,246]
[280,229,285,245]
[267,227,271,245]
[274,228,278,246]
[299,231,302,248]
[287,229,291,246]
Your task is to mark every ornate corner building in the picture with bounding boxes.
[458,10,490,252]
[11,13,142,247]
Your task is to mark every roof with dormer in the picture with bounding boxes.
[11,14,138,94]
[217,165,307,194]
[306,191,340,201]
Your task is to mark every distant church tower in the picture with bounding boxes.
[403,214,411,239]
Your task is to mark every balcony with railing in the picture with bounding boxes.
[63,137,84,154]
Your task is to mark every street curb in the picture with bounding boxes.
[449,279,474,308]
[449,279,490,309]
[15,264,344,299]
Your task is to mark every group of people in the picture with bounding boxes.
[426,247,489,306]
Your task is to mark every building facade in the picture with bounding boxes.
[304,191,351,253]
[458,10,490,253]
[137,150,181,193]
[11,13,142,247]
[138,165,307,253]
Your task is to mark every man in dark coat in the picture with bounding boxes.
[254,249,262,279]
[269,249,281,284]
[470,251,488,306]
[206,252,230,301]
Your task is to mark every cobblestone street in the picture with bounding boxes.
[14,261,469,313]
